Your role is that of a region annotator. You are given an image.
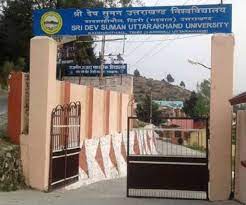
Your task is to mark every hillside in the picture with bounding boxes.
[133,76,191,101]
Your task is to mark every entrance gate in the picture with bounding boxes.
[48,102,81,191]
[28,3,233,196]
[127,117,209,200]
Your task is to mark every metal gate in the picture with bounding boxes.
[49,102,81,191]
[127,117,209,200]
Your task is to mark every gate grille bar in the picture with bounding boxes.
[127,117,209,200]
[49,102,81,191]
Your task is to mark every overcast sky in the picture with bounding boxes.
[95,0,245,94]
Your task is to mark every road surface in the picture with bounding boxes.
[156,137,206,157]
[0,90,7,115]
[0,178,239,205]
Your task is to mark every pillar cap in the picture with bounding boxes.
[31,36,56,42]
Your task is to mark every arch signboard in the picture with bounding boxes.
[33,4,232,36]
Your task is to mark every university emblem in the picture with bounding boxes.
[41,11,63,35]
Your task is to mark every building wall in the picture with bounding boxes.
[56,81,63,104]
[63,76,133,95]
[188,130,206,149]
[8,72,23,144]
[235,110,246,204]
[92,88,105,138]
[122,93,130,131]
[109,91,119,134]
[9,75,132,144]
[70,83,88,140]
[11,37,134,191]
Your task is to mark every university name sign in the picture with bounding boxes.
[64,64,127,76]
[33,4,232,36]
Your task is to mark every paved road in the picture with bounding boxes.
[0,91,7,115]
[156,138,205,157]
[0,178,240,205]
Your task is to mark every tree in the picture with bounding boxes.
[197,79,210,101]
[0,0,47,88]
[134,69,140,77]
[0,58,24,89]
[180,81,185,88]
[182,79,210,117]
[182,91,198,118]
[193,94,209,117]
[0,0,104,66]
[0,0,142,87]
[195,79,210,116]
[0,0,33,69]
[73,36,98,65]
[166,74,174,83]
[136,95,162,126]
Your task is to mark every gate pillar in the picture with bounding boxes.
[209,34,234,201]
[28,37,57,191]
[235,111,246,203]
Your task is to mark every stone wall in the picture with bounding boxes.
[63,76,133,95]
[0,139,25,191]
[22,73,30,134]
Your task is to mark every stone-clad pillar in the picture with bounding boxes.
[28,37,57,191]
[209,34,234,201]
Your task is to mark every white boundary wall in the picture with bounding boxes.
[66,130,158,190]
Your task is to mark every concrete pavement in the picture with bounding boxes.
[0,90,7,115]
[156,137,206,157]
[0,178,240,205]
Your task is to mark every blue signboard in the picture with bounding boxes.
[33,4,232,36]
[64,64,127,76]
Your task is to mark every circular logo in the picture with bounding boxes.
[41,11,63,35]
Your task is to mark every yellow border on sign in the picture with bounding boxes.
[41,11,63,35]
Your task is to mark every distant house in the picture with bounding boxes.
[153,100,185,118]
[154,100,184,109]
[160,118,207,148]
[229,92,246,104]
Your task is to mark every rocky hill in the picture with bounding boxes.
[133,76,191,101]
